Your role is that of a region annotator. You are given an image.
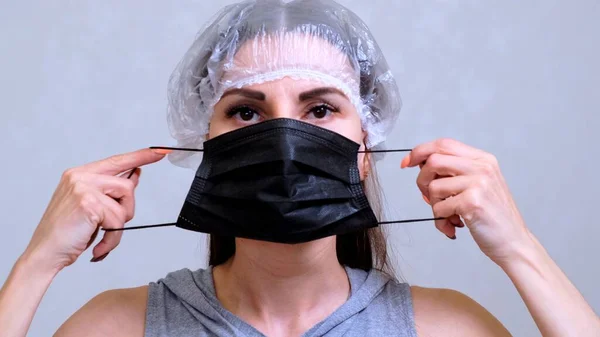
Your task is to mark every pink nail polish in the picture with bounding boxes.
[400,155,410,169]
[151,149,173,155]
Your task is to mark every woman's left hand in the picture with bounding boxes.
[401,138,533,266]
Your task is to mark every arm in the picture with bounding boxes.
[500,234,600,336]
[404,138,600,336]
[0,254,59,337]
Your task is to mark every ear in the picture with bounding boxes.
[361,131,371,180]
[362,148,371,179]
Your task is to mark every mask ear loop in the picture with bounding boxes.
[103,146,444,232]
[357,147,444,223]
[104,168,179,232]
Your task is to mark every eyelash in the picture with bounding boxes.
[310,102,341,117]
[224,102,341,120]
[225,105,257,118]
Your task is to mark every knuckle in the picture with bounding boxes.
[62,168,79,184]
[465,189,484,211]
[71,181,86,196]
[479,154,498,173]
[475,175,490,189]
[428,180,439,197]
[79,196,101,224]
[436,138,456,150]
[78,193,98,210]
[117,208,128,224]
[108,154,127,167]
[432,201,444,216]
[416,178,428,194]
[486,154,499,166]
[127,207,136,222]
[427,153,443,168]
[480,161,495,174]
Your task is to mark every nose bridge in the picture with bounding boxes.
[266,81,298,120]
[270,98,296,120]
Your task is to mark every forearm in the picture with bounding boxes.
[501,232,600,337]
[0,253,58,337]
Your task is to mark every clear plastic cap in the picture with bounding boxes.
[167,0,402,167]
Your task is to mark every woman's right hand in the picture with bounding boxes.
[21,148,169,273]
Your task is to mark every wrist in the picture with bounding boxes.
[496,230,547,274]
[17,248,62,281]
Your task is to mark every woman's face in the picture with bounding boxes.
[208,34,370,178]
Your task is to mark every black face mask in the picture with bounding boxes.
[105,119,441,242]
[178,118,378,243]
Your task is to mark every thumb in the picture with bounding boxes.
[126,168,142,187]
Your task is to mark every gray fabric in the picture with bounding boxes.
[145,266,417,336]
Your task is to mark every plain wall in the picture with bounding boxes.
[1,1,598,336]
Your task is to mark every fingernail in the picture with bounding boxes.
[422,194,431,205]
[151,148,172,155]
[400,155,410,169]
[446,235,457,240]
[90,252,109,263]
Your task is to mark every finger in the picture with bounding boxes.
[417,155,476,199]
[79,173,138,221]
[122,167,142,186]
[92,195,128,258]
[432,194,463,225]
[83,173,136,198]
[433,199,459,239]
[426,175,471,204]
[118,168,141,221]
[85,226,100,250]
[79,148,168,175]
[448,214,465,228]
[404,138,489,168]
[434,218,456,239]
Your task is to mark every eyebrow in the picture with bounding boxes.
[220,87,347,102]
[299,87,348,101]
[221,88,266,101]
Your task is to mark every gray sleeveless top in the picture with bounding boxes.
[145,266,417,336]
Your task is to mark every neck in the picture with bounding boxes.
[212,237,350,335]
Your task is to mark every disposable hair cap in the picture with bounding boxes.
[167,0,402,167]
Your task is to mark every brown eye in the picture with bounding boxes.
[226,106,260,122]
[239,108,256,121]
[310,104,333,119]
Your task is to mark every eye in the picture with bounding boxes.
[226,106,260,122]
[308,104,337,119]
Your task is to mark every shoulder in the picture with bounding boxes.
[410,286,512,337]
[54,286,148,337]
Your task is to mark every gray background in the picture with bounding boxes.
[1,1,598,336]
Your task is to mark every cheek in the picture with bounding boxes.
[320,117,367,179]
[323,116,363,145]
[207,121,220,139]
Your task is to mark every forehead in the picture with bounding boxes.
[215,32,364,116]
[227,32,357,81]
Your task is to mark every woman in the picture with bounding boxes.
[1,1,598,336]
